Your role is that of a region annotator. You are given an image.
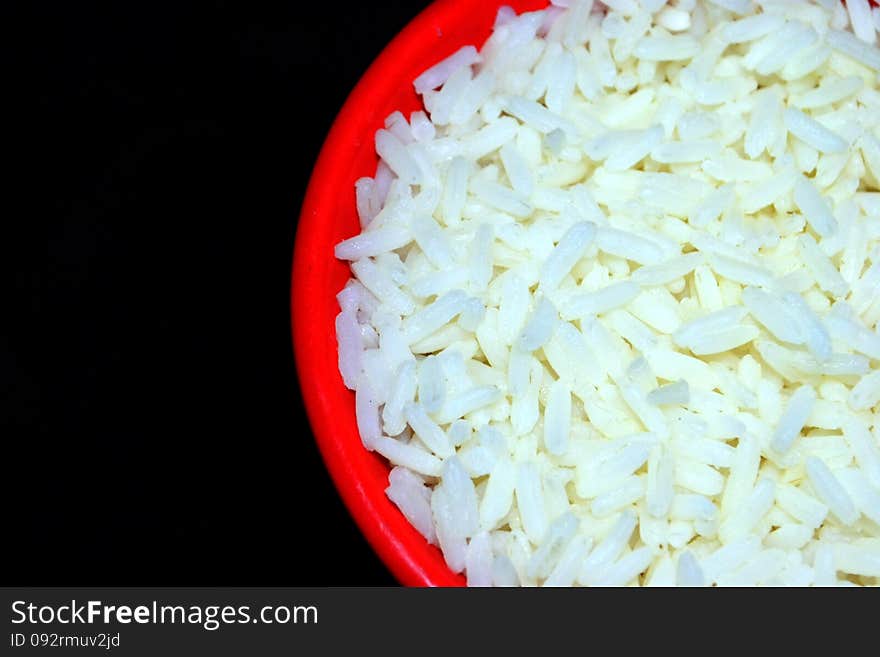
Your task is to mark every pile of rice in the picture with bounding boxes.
[333,0,880,586]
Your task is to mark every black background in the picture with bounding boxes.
[6,0,435,585]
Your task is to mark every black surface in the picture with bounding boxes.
[6,0,434,585]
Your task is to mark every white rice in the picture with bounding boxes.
[784,108,849,154]
[770,385,817,454]
[706,0,752,15]
[842,419,880,489]
[721,13,784,44]
[846,0,877,45]
[634,35,701,61]
[797,234,849,298]
[563,281,641,319]
[630,252,703,286]
[793,176,838,238]
[792,75,864,110]
[333,0,880,587]
[413,45,480,95]
[540,222,597,292]
[386,466,438,545]
[595,226,665,265]
[805,456,860,526]
[849,370,880,411]
[825,27,880,71]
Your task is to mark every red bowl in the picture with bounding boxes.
[292,0,550,587]
[292,0,876,587]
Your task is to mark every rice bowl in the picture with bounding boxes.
[323,0,880,586]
